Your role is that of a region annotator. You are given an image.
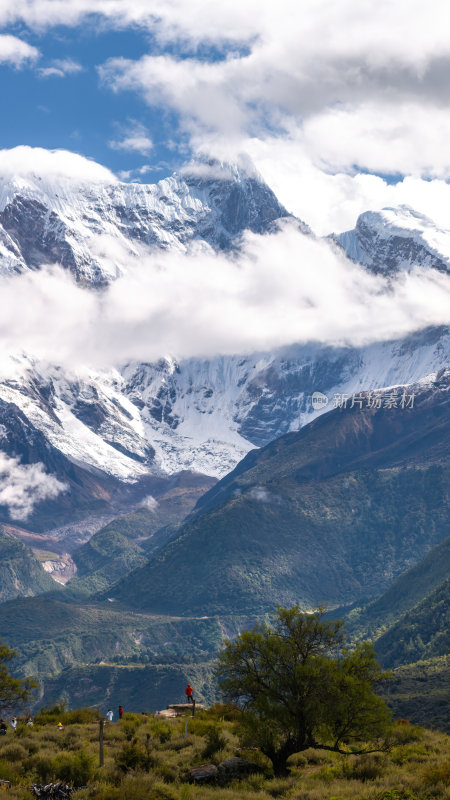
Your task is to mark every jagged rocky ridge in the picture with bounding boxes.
[0,161,448,527]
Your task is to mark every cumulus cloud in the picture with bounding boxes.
[0,146,117,184]
[109,120,153,155]
[0,34,39,67]
[0,452,67,520]
[5,2,450,176]
[92,0,450,181]
[37,58,83,78]
[0,224,447,373]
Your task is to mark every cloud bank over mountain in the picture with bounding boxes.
[0,223,447,373]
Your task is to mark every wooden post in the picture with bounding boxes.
[184,714,188,739]
[192,698,196,717]
[99,719,104,767]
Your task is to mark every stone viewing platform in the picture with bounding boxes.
[157,703,206,718]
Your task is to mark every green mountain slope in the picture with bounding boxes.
[68,530,147,596]
[374,576,450,668]
[0,595,250,679]
[345,535,450,638]
[379,655,450,732]
[106,383,450,615]
[0,529,58,601]
[62,477,216,597]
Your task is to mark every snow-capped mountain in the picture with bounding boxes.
[1,327,448,489]
[333,206,450,275]
[0,160,448,527]
[0,161,292,284]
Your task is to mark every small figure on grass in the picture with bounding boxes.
[185,683,194,704]
[118,705,124,719]
[106,709,113,722]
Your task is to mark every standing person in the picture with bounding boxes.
[185,684,193,704]
[10,717,17,731]
[106,709,113,722]
[118,705,124,719]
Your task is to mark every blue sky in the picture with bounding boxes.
[0,23,187,180]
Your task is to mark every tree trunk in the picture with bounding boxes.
[264,741,299,777]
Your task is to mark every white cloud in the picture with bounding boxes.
[0,452,67,520]
[237,136,450,235]
[139,495,159,512]
[0,34,39,67]
[37,58,83,78]
[3,1,450,210]
[0,146,117,184]
[108,121,153,155]
[0,225,447,372]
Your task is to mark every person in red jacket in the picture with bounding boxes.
[118,705,124,719]
[185,684,193,704]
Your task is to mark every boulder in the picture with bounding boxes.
[189,757,261,785]
[189,763,218,784]
[217,757,261,784]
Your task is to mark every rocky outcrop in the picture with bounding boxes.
[190,757,261,785]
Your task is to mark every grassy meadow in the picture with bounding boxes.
[0,705,448,800]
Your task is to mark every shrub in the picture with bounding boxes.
[121,719,140,742]
[376,791,417,800]
[114,742,150,773]
[34,703,67,725]
[75,783,120,800]
[51,750,96,785]
[288,753,308,768]
[422,762,450,786]
[65,708,101,725]
[390,723,424,746]
[0,758,22,783]
[341,754,386,781]
[391,744,429,765]
[265,776,292,796]
[204,703,242,722]
[0,743,28,762]
[302,749,329,765]
[147,719,172,744]
[31,754,56,783]
[201,725,227,759]
[34,705,101,726]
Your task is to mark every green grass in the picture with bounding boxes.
[0,711,449,800]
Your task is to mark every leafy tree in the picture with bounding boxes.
[0,640,36,717]
[216,607,391,775]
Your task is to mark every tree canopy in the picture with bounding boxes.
[216,606,391,775]
[0,640,36,718]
